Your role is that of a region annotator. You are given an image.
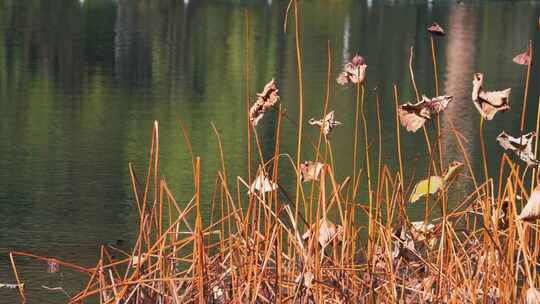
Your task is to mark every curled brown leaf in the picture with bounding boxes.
[427,22,445,36]
[513,50,530,66]
[398,95,453,132]
[300,161,325,183]
[249,79,280,126]
[472,73,510,120]
[336,55,367,85]
[496,131,538,167]
[308,111,342,138]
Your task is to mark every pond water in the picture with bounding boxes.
[0,0,539,302]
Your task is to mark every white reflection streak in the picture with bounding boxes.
[442,6,476,170]
[342,14,350,62]
[367,0,373,9]
[114,1,122,80]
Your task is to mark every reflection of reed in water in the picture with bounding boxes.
[342,14,350,63]
[114,0,151,87]
[441,5,477,197]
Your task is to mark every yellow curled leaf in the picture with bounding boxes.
[409,176,443,203]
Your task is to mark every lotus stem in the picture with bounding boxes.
[480,117,489,183]
[244,9,252,185]
[393,85,405,194]
[519,40,533,132]
[293,0,304,225]
[360,84,374,261]
[353,78,361,203]
[430,35,439,96]
[531,97,540,192]
[408,46,421,102]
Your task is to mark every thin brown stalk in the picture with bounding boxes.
[531,97,540,192]
[9,253,25,302]
[293,0,305,225]
[519,40,533,132]
[430,35,439,96]
[408,46,421,102]
[393,85,405,193]
[479,117,489,183]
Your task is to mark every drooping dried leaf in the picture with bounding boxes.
[475,287,501,302]
[421,276,436,302]
[527,287,540,304]
[411,221,435,233]
[300,161,325,183]
[303,272,314,289]
[496,131,538,167]
[398,95,453,132]
[477,89,511,119]
[351,54,365,66]
[429,95,453,112]
[249,79,280,126]
[256,79,280,106]
[131,254,147,266]
[212,285,224,302]
[47,259,60,273]
[336,72,349,85]
[398,102,431,133]
[472,73,511,120]
[427,22,445,36]
[411,221,435,240]
[392,225,416,260]
[519,184,540,221]
[443,161,463,182]
[249,103,265,126]
[308,111,342,138]
[513,50,530,66]
[302,218,343,248]
[249,171,278,194]
[336,55,367,85]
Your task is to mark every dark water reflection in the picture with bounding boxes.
[0,0,539,302]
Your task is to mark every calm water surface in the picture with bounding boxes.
[0,0,539,302]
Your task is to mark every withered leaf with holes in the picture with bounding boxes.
[519,183,540,221]
[249,79,280,126]
[249,170,278,194]
[308,111,342,138]
[300,161,325,183]
[398,95,453,132]
[513,49,530,66]
[302,218,343,248]
[427,22,445,36]
[526,287,540,304]
[411,221,437,247]
[336,55,367,85]
[496,131,539,167]
[471,73,511,120]
[47,259,60,273]
[0,283,24,292]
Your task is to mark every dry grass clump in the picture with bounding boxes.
[10,125,540,303]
